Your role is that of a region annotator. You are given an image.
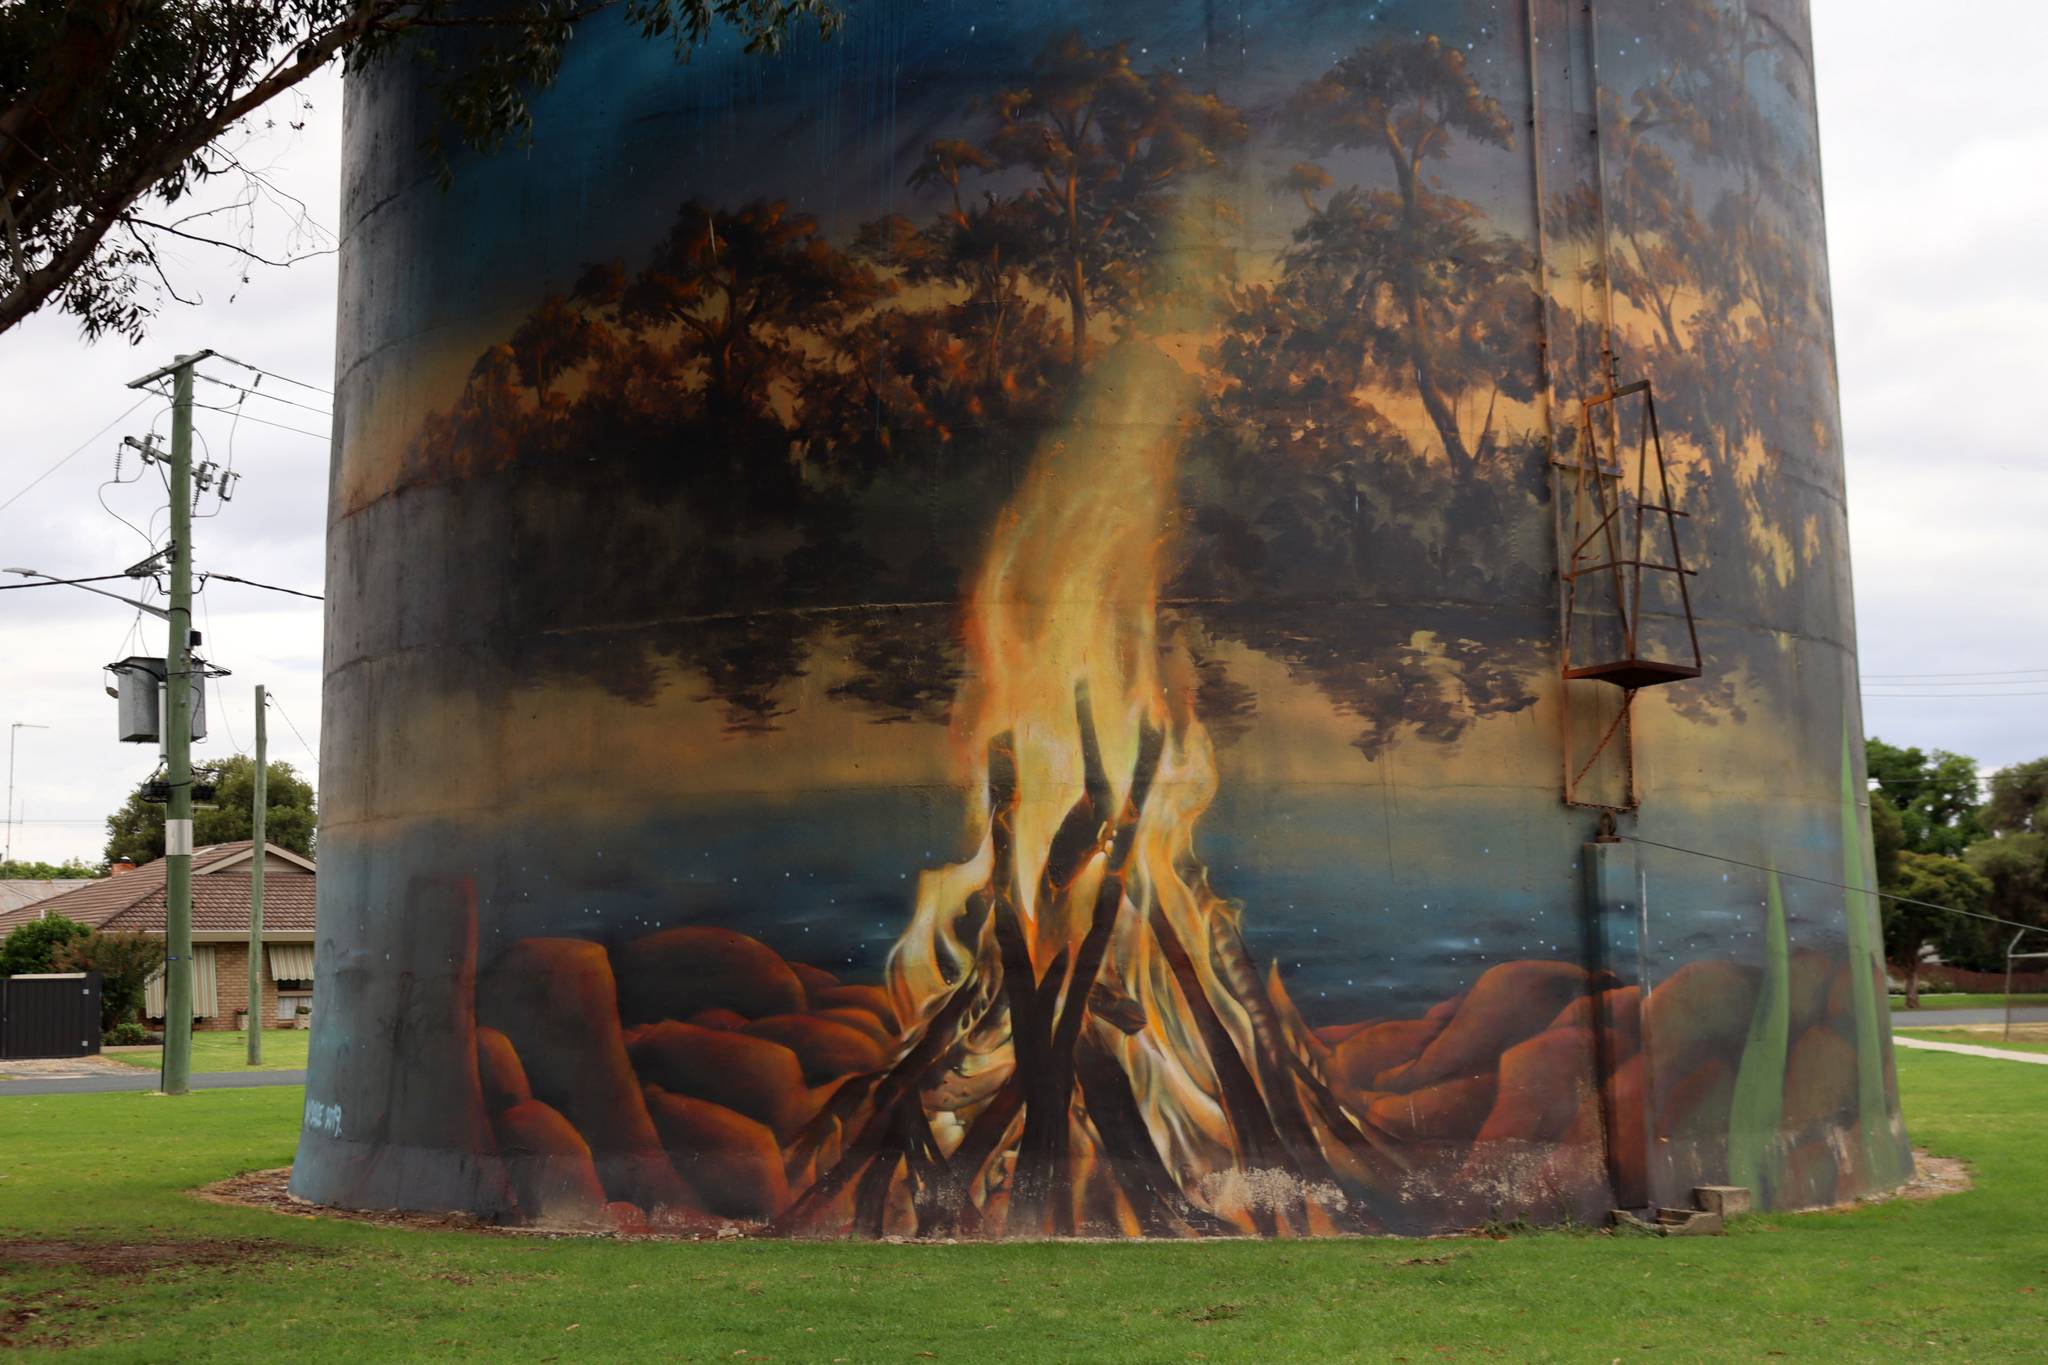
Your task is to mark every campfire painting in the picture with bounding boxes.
[296,0,1912,1236]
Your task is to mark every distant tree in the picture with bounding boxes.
[1883,851,1992,1007]
[54,930,164,1031]
[1868,789,1904,894]
[0,0,841,341]
[0,857,100,879]
[103,756,314,867]
[1985,757,2048,836]
[1966,833,2048,949]
[0,913,88,975]
[1865,739,1984,857]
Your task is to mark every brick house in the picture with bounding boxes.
[0,842,315,1031]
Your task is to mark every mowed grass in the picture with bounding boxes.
[1890,992,2048,1012]
[1896,1026,2048,1057]
[0,1051,2042,1361]
[102,1030,309,1073]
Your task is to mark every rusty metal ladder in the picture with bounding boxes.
[1557,378,1702,811]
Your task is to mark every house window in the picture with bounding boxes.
[143,944,222,1019]
[276,990,312,1024]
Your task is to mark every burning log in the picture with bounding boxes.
[771,682,1397,1238]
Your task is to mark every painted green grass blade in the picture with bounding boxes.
[1842,717,1909,1185]
[1728,869,1790,1200]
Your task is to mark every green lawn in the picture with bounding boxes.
[1896,1027,2048,1057]
[0,1050,2041,1360]
[1890,992,2048,1011]
[102,1030,309,1073]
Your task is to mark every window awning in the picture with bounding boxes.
[267,944,316,982]
[144,944,220,1018]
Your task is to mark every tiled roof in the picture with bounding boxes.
[0,843,315,936]
[104,870,317,934]
[0,880,84,915]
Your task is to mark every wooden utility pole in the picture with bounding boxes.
[247,684,266,1065]
[127,350,210,1095]
[160,355,196,1096]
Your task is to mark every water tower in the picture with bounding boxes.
[294,0,1910,1235]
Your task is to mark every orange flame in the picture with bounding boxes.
[879,321,1308,1224]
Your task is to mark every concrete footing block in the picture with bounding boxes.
[1612,1184,1749,1235]
[1655,1207,1724,1236]
[1693,1185,1752,1217]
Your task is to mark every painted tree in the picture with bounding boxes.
[1170,35,1546,757]
[857,141,1049,388]
[1556,0,1831,622]
[616,198,889,430]
[1279,36,1528,476]
[977,31,1246,367]
[508,294,603,402]
[843,142,1066,467]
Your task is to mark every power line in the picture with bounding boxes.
[1863,679,2048,687]
[138,380,329,442]
[193,370,332,419]
[1865,692,2048,699]
[1867,679,2048,687]
[198,589,246,757]
[200,571,322,602]
[1624,834,2037,934]
[0,396,154,517]
[209,353,332,397]
[1864,667,2048,679]
[0,574,137,591]
[186,401,328,442]
[266,693,316,768]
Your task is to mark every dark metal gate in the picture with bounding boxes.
[0,972,102,1060]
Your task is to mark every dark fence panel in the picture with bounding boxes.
[0,973,102,1059]
[1910,965,2048,995]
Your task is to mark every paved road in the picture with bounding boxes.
[0,1069,305,1097]
[1892,1007,2048,1028]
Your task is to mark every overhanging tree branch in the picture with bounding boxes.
[121,213,338,270]
[0,0,845,342]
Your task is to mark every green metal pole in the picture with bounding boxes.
[161,356,196,1096]
[247,684,266,1065]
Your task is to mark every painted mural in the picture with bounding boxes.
[295,0,1912,1237]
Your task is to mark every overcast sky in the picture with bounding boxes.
[0,2,2043,866]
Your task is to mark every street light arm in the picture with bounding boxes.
[2,568,171,620]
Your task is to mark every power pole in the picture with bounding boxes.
[126,351,205,1096]
[247,684,266,1065]
[5,722,49,863]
